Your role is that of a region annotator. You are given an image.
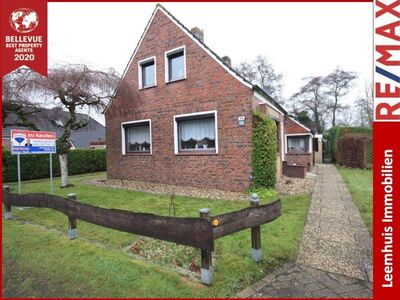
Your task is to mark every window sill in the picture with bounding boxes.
[285,152,311,155]
[166,77,186,84]
[175,151,217,156]
[139,84,157,90]
[122,152,152,156]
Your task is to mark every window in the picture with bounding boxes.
[287,135,310,153]
[165,47,186,82]
[174,111,217,154]
[122,120,151,154]
[138,57,156,89]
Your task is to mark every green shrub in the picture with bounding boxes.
[325,126,372,162]
[252,111,277,188]
[2,149,106,182]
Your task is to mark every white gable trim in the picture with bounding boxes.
[288,116,311,132]
[104,5,253,114]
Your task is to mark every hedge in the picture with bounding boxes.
[325,126,372,162]
[2,149,106,182]
[252,111,277,188]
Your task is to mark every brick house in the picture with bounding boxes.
[283,116,314,177]
[105,5,313,192]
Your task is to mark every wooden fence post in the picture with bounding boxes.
[67,193,77,239]
[250,193,262,262]
[3,186,12,220]
[199,207,213,285]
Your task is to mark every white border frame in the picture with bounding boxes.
[285,133,312,154]
[165,45,186,83]
[121,119,152,155]
[173,110,218,155]
[138,56,157,89]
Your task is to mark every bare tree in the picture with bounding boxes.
[323,68,357,127]
[290,76,328,133]
[354,82,373,128]
[236,55,284,103]
[13,64,131,188]
[2,70,42,130]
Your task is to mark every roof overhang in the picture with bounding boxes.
[253,90,285,117]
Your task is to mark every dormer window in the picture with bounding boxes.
[165,46,186,83]
[138,56,156,89]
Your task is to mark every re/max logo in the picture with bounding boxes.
[374,0,400,121]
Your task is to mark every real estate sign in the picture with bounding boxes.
[11,129,56,155]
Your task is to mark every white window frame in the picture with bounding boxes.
[285,133,312,154]
[121,119,152,155]
[173,110,218,155]
[138,56,156,89]
[165,46,186,83]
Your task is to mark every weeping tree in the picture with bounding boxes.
[12,64,131,188]
[2,70,42,130]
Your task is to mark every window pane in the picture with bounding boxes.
[287,136,309,152]
[142,62,155,87]
[169,52,184,81]
[179,117,215,150]
[126,124,151,152]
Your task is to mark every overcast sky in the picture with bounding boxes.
[48,2,373,124]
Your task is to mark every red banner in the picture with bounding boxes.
[373,122,400,299]
[0,0,47,76]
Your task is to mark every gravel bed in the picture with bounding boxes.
[86,174,316,200]
[85,178,249,201]
[276,175,316,196]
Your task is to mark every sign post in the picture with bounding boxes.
[11,129,57,194]
[50,153,53,194]
[17,154,21,194]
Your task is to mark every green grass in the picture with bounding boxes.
[337,167,372,233]
[2,173,311,297]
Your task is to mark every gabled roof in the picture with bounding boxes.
[286,115,311,133]
[105,4,287,115]
[3,108,105,148]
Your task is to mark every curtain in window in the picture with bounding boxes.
[287,136,309,152]
[179,118,215,142]
[127,125,150,144]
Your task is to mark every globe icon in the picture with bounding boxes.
[9,8,39,33]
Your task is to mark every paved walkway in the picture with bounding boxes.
[238,164,372,298]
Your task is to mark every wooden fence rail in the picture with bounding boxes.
[2,186,281,285]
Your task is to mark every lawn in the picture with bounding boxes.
[337,167,372,233]
[2,173,311,297]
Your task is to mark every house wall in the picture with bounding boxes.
[314,134,323,164]
[105,9,255,192]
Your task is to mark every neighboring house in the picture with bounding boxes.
[284,116,314,168]
[2,107,105,150]
[105,5,314,192]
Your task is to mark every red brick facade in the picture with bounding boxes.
[105,6,311,191]
[284,116,310,135]
[105,8,257,192]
